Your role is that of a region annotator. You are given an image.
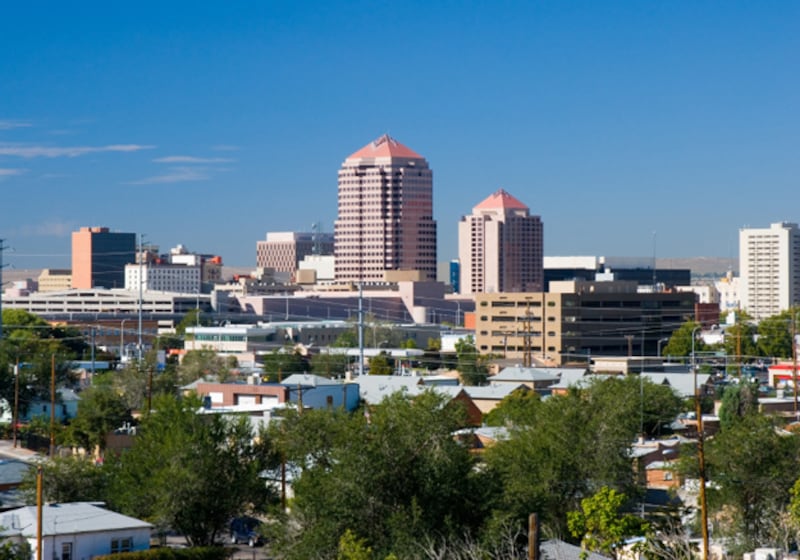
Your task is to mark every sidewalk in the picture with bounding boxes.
[0,439,42,463]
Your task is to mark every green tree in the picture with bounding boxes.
[662,321,704,359]
[567,486,649,558]
[66,384,133,453]
[261,348,307,381]
[722,320,759,369]
[179,348,236,383]
[757,310,796,359]
[274,391,488,559]
[337,529,373,560]
[20,456,108,504]
[0,539,31,560]
[0,310,83,417]
[310,352,350,377]
[368,352,393,375]
[455,335,488,386]
[484,377,664,536]
[106,394,279,545]
[419,337,442,372]
[484,388,541,427]
[332,330,358,348]
[175,309,206,336]
[718,381,759,431]
[702,414,800,550]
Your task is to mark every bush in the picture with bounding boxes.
[96,546,233,560]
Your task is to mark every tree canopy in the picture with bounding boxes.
[272,391,489,559]
[106,394,279,545]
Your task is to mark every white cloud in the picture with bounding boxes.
[0,143,154,158]
[19,220,74,237]
[0,168,25,177]
[128,166,211,185]
[154,155,234,164]
[0,120,32,130]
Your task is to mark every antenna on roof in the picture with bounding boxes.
[312,221,322,256]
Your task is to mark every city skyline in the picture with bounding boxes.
[1,2,798,269]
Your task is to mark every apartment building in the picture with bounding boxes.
[739,222,800,319]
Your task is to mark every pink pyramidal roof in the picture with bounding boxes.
[474,189,528,211]
[347,134,424,160]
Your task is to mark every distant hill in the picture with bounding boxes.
[2,259,738,289]
[657,257,737,278]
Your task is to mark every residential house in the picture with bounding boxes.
[194,376,360,414]
[355,375,482,426]
[0,502,151,560]
[489,366,560,393]
[462,383,530,414]
[22,389,80,423]
[540,538,611,560]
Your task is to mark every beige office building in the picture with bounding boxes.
[334,134,437,284]
[739,222,800,319]
[256,231,334,276]
[475,281,695,366]
[37,269,72,292]
[458,189,543,295]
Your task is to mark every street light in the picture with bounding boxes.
[657,337,670,358]
[120,318,129,361]
[692,324,709,560]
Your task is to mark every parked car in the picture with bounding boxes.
[229,516,263,547]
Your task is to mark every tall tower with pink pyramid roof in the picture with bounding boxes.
[334,135,437,283]
[457,189,543,295]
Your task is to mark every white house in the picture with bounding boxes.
[0,502,152,560]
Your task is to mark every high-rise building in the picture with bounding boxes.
[739,222,800,319]
[71,226,136,289]
[256,232,334,276]
[458,189,543,295]
[334,134,437,284]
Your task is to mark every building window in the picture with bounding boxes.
[62,543,73,560]
[111,538,133,554]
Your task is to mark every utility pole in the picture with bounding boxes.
[358,282,364,376]
[147,366,154,417]
[36,465,43,560]
[793,308,798,421]
[49,354,56,458]
[625,334,634,357]
[522,302,532,367]
[692,326,709,560]
[12,359,19,448]
[0,238,8,341]
[138,233,145,362]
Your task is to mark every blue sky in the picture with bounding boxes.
[1,1,798,268]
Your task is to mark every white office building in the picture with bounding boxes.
[739,222,800,319]
[125,263,201,293]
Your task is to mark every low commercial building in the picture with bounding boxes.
[185,324,277,365]
[2,289,209,315]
